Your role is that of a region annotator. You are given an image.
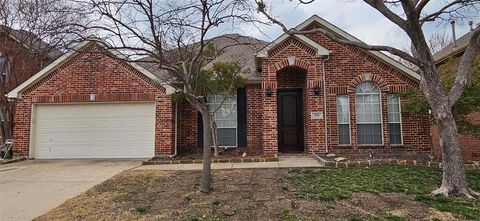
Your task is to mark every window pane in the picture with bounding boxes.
[389,123,402,144]
[338,124,350,145]
[208,94,237,146]
[357,124,382,145]
[336,95,350,124]
[218,128,237,146]
[387,94,401,123]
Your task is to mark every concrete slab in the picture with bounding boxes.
[231,161,279,169]
[277,157,323,168]
[136,156,323,170]
[0,159,142,221]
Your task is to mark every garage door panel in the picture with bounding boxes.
[33,103,156,159]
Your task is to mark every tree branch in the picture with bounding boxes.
[256,2,418,64]
[448,26,480,106]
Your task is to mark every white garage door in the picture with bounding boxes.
[32,102,156,159]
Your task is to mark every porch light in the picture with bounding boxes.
[266,88,273,97]
[313,86,321,96]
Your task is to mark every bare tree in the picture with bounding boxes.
[0,0,85,144]
[257,0,480,198]
[429,31,451,54]
[75,0,259,193]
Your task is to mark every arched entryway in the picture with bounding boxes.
[276,66,307,152]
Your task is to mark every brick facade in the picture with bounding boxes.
[11,18,438,158]
[13,43,174,156]
[252,21,431,156]
[432,112,480,162]
[174,23,432,156]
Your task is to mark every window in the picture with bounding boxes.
[355,81,382,145]
[387,94,402,145]
[0,54,9,83]
[336,95,351,145]
[208,94,237,146]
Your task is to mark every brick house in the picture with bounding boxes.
[431,31,480,162]
[0,27,61,141]
[8,15,432,159]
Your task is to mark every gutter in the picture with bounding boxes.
[322,55,330,153]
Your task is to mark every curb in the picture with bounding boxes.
[0,156,27,165]
[313,153,480,170]
[143,156,278,165]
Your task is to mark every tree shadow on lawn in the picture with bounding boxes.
[34,166,479,221]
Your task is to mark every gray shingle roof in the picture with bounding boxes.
[433,31,474,63]
[137,34,267,82]
[0,26,62,60]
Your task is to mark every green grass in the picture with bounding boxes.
[286,166,480,220]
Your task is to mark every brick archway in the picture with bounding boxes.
[348,73,389,92]
[273,57,310,73]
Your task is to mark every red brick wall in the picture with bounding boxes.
[0,33,50,93]
[246,84,263,154]
[432,111,480,162]
[177,100,198,153]
[13,42,174,156]
[256,21,432,155]
[175,85,264,155]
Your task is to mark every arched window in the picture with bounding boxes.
[355,81,382,145]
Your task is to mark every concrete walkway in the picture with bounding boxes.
[0,159,142,221]
[137,156,323,170]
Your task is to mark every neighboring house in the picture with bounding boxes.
[8,15,432,159]
[0,27,61,141]
[431,31,480,162]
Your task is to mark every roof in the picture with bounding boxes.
[137,34,268,82]
[7,39,175,99]
[256,15,421,81]
[256,34,331,58]
[433,31,474,63]
[0,26,62,60]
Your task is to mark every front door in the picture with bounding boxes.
[278,90,304,152]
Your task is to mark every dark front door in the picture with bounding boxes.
[278,90,304,152]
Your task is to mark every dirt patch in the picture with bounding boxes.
[35,169,466,221]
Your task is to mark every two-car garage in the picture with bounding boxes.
[8,40,175,159]
[31,102,156,159]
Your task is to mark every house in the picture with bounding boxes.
[8,15,432,159]
[431,31,480,162]
[0,27,61,141]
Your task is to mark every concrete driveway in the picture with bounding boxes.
[0,159,142,221]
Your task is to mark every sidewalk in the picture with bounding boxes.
[135,156,323,170]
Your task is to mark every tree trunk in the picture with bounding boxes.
[211,120,220,157]
[432,107,475,197]
[0,98,14,143]
[199,107,213,193]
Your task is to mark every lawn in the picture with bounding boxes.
[35,166,479,221]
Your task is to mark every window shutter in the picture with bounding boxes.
[237,87,247,147]
[197,111,203,149]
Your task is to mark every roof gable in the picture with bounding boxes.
[8,40,175,99]
[256,34,330,58]
[257,15,420,81]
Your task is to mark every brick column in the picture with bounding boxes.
[155,95,175,155]
[262,81,278,156]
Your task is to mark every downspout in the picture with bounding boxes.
[169,101,178,158]
[322,55,330,153]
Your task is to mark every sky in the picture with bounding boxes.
[220,0,479,50]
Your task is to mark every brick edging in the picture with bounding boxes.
[143,156,278,165]
[313,153,480,170]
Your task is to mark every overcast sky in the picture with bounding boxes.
[220,0,479,50]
